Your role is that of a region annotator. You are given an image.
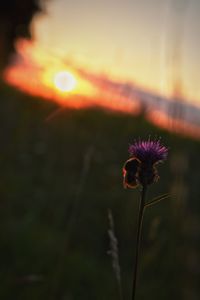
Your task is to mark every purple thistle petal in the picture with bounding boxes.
[129,139,168,164]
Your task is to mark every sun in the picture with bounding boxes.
[54,71,77,92]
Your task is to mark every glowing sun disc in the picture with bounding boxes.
[54,71,76,92]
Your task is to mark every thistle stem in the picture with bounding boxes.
[131,185,147,300]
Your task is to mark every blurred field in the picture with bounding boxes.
[0,81,199,300]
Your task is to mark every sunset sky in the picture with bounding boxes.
[30,0,200,104]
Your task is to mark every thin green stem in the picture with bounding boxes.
[131,185,147,300]
[144,193,170,209]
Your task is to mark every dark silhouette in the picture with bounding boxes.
[0,0,46,71]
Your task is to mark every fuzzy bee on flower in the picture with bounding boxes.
[123,138,168,188]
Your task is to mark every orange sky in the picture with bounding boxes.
[30,0,200,105]
[4,38,200,141]
[4,39,140,114]
[4,0,200,107]
[3,0,200,140]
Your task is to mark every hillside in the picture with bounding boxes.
[0,82,199,300]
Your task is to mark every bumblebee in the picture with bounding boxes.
[123,158,160,188]
[123,157,139,189]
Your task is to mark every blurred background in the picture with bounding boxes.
[0,0,200,299]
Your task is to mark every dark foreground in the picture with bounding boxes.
[0,82,199,300]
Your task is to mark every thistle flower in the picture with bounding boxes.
[123,138,169,300]
[123,139,168,188]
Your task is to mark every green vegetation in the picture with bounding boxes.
[0,82,199,300]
